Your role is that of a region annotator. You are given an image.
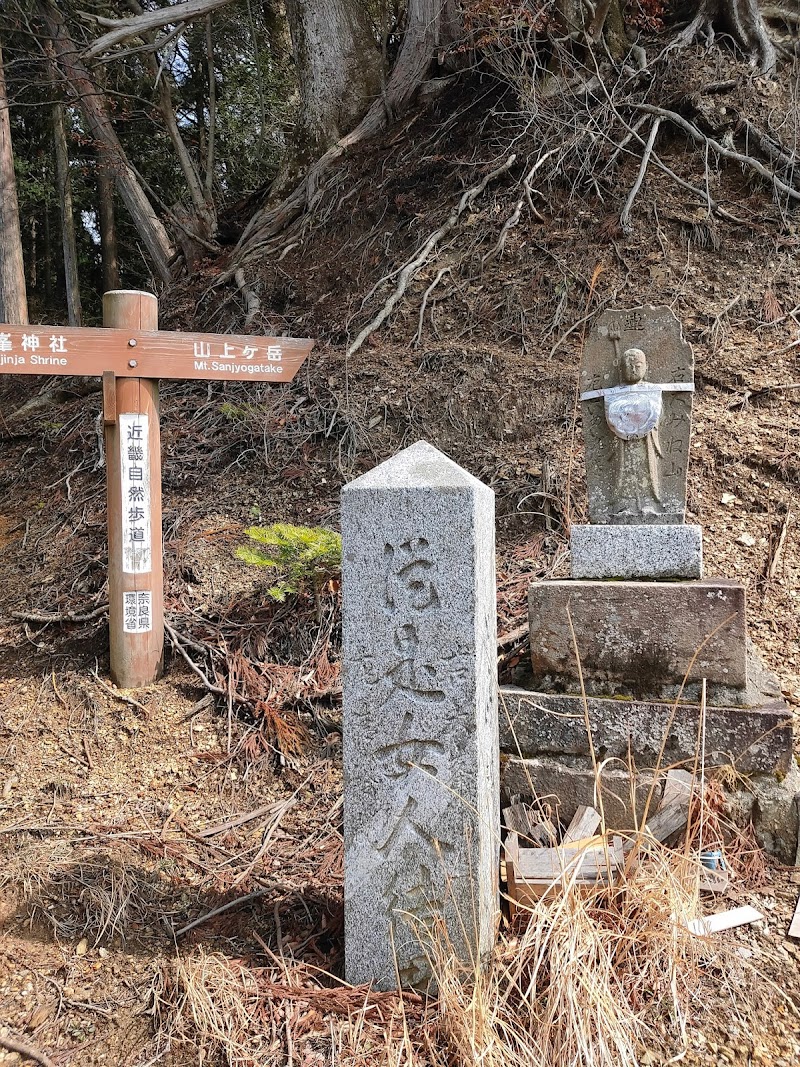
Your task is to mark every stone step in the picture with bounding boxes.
[499,686,791,775]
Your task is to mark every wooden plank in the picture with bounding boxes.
[698,867,730,894]
[503,832,520,919]
[687,905,763,936]
[516,839,622,881]
[788,894,800,939]
[0,322,314,382]
[502,803,556,846]
[646,769,695,842]
[563,805,601,844]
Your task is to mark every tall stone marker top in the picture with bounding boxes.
[345,439,488,491]
[580,305,694,525]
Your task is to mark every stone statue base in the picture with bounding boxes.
[570,523,703,579]
[510,572,797,861]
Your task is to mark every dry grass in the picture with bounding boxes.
[0,838,162,943]
[152,831,745,1067]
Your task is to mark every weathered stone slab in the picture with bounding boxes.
[501,755,654,829]
[528,579,747,702]
[580,306,694,525]
[498,688,792,775]
[570,523,703,579]
[342,441,498,991]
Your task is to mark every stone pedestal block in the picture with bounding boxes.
[498,687,791,775]
[570,524,703,579]
[528,579,747,703]
[342,441,498,991]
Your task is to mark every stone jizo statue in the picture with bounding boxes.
[580,333,693,521]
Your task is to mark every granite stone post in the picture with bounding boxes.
[341,441,499,991]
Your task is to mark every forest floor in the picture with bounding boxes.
[2,53,800,1067]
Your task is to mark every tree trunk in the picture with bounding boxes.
[0,42,28,325]
[123,0,218,247]
[37,0,175,283]
[43,207,53,306]
[53,99,82,326]
[285,0,383,160]
[97,157,120,293]
[241,0,462,250]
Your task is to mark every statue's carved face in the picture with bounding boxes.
[622,348,647,384]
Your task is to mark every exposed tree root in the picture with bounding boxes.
[233,1,456,267]
[671,0,777,76]
[631,103,800,203]
[3,380,100,426]
[234,267,261,329]
[619,118,661,235]
[347,153,516,356]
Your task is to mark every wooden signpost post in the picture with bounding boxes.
[0,289,314,689]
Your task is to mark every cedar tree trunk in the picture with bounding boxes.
[285,0,383,160]
[53,99,82,326]
[97,160,120,293]
[0,43,28,324]
[37,0,175,282]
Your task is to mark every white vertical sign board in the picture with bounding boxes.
[119,412,153,635]
[119,413,152,574]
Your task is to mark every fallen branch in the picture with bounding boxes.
[91,668,149,714]
[498,621,530,651]
[733,381,800,407]
[767,509,793,581]
[0,1033,55,1067]
[12,604,108,624]
[348,153,516,356]
[173,886,272,937]
[164,621,225,695]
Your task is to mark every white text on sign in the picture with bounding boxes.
[119,413,152,574]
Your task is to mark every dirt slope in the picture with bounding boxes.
[1,58,800,1067]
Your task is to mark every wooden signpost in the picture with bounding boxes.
[0,289,314,689]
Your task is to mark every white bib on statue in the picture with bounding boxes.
[604,383,662,440]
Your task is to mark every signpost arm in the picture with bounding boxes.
[103,290,164,687]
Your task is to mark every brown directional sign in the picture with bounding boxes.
[0,324,313,382]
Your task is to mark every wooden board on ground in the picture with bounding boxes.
[646,769,695,842]
[0,323,314,382]
[687,905,763,936]
[563,804,601,844]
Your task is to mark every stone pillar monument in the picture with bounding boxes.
[341,441,499,991]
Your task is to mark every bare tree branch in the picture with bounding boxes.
[81,0,236,60]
